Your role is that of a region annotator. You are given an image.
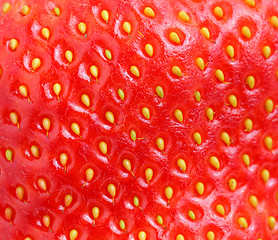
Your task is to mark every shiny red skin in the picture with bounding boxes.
[0,0,278,239]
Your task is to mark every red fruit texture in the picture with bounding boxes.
[0,0,278,239]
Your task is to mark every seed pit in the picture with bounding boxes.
[237,17,257,40]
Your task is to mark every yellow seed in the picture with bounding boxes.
[221,132,231,146]
[130,65,140,77]
[130,129,137,141]
[71,122,80,136]
[90,65,99,78]
[214,6,223,18]
[105,111,115,124]
[81,94,90,107]
[24,238,32,240]
[118,88,125,100]
[37,178,47,192]
[246,75,255,89]
[78,22,87,34]
[19,85,28,98]
[238,217,248,229]
[193,132,201,145]
[244,118,253,132]
[99,141,108,155]
[105,49,112,60]
[177,158,186,172]
[226,45,235,58]
[206,108,214,121]
[248,195,258,208]
[241,26,251,39]
[144,7,155,18]
[122,159,132,172]
[64,194,73,207]
[42,215,50,228]
[172,66,182,77]
[265,99,274,113]
[145,168,153,183]
[200,27,210,39]
[2,3,11,13]
[16,186,24,200]
[123,22,131,34]
[215,69,225,82]
[268,216,276,230]
[157,215,164,225]
[31,145,39,158]
[59,153,68,168]
[41,28,50,40]
[5,207,12,221]
[21,5,30,16]
[216,204,225,216]
[188,210,196,220]
[169,32,180,44]
[9,112,19,126]
[261,169,270,183]
[32,58,41,71]
[69,229,78,240]
[242,154,250,167]
[85,168,94,182]
[133,196,140,207]
[92,206,100,219]
[9,39,18,51]
[65,50,73,63]
[270,16,278,28]
[156,137,164,151]
[176,234,185,240]
[263,46,271,59]
[196,57,205,70]
[155,86,164,98]
[145,43,154,57]
[196,182,204,195]
[107,183,116,199]
[264,136,273,150]
[119,219,126,231]
[174,109,183,122]
[53,83,61,99]
[138,231,147,240]
[5,149,13,162]
[164,186,173,200]
[41,118,51,132]
[245,0,256,7]
[194,91,201,102]
[53,7,60,16]
[209,156,220,169]
[207,231,215,240]
[178,11,190,22]
[142,107,150,120]
[101,10,109,22]
[228,178,237,191]
[228,95,237,107]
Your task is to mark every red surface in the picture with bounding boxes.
[0,0,278,239]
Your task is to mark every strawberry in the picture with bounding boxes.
[0,0,278,239]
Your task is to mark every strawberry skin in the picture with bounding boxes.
[0,0,278,239]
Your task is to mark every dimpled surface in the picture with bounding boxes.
[0,0,278,239]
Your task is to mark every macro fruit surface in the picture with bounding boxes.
[0,0,278,239]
